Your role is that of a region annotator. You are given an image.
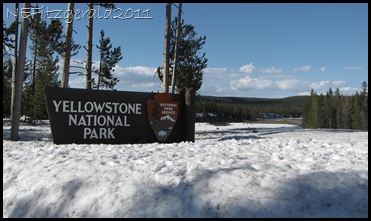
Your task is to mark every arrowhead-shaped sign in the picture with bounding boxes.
[146,93,179,142]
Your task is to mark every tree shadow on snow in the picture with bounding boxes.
[218,135,262,141]
[3,126,53,141]
[124,170,368,218]
[7,178,84,218]
[5,169,367,218]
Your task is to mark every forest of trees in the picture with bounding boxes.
[195,82,368,131]
[195,95,309,122]
[302,81,368,130]
[3,3,123,123]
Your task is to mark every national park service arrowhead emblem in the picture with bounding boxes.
[146,93,179,142]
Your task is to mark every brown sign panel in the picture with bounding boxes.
[44,87,185,144]
[147,93,179,142]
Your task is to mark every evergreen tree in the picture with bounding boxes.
[92,30,123,90]
[3,20,15,51]
[3,19,19,118]
[23,7,64,121]
[86,3,115,89]
[3,57,13,117]
[351,91,362,130]
[325,87,337,128]
[341,95,352,129]
[303,83,368,130]
[360,81,368,130]
[334,88,341,129]
[168,18,207,94]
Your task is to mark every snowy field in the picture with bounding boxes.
[3,119,368,218]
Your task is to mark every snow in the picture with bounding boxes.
[3,119,368,218]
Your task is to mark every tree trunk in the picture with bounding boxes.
[162,3,171,93]
[86,3,93,90]
[171,3,182,94]
[10,3,29,141]
[61,3,74,88]
[10,3,18,120]
[32,41,37,119]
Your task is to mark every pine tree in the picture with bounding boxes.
[85,3,115,89]
[334,88,341,129]
[168,18,207,94]
[303,83,368,130]
[360,81,368,130]
[23,8,65,121]
[3,57,13,117]
[341,95,352,129]
[92,30,123,90]
[351,91,362,129]
[3,20,15,51]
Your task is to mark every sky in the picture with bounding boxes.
[3,119,368,218]
[2,3,368,98]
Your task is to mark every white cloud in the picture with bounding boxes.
[112,64,126,76]
[294,65,313,72]
[204,67,228,74]
[332,81,346,86]
[338,86,362,95]
[240,63,255,73]
[319,67,326,72]
[58,61,363,98]
[260,67,283,74]
[119,66,157,77]
[228,73,312,97]
[230,77,270,91]
[310,81,330,91]
[344,66,362,71]
[256,79,273,89]
[131,82,158,89]
[274,79,300,90]
[230,76,255,90]
[68,76,86,89]
[308,81,360,95]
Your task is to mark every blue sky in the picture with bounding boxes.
[3,3,368,98]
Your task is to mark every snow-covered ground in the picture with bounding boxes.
[3,119,368,218]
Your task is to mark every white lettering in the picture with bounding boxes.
[94,102,105,113]
[84,128,91,139]
[105,102,112,113]
[123,115,130,126]
[136,103,142,114]
[84,127,116,139]
[107,128,115,138]
[53,100,62,112]
[52,100,142,114]
[78,115,87,126]
[68,114,128,127]
[85,102,94,113]
[63,100,69,112]
[69,114,77,126]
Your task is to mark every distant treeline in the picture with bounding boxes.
[195,95,310,122]
[302,82,368,130]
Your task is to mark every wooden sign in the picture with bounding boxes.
[44,87,190,144]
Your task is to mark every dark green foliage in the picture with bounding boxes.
[2,20,17,116]
[196,95,308,122]
[169,17,207,93]
[92,30,123,91]
[3,20,16,51]
[302,82,368,130]
[21,6,64,121]
[3,57,13,117]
